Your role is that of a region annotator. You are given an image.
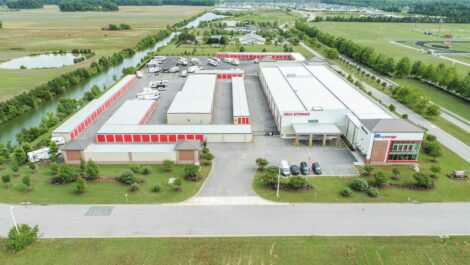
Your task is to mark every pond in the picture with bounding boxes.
[184,12,227,28]
[0,53,84,69]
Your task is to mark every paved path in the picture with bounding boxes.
[4,203,470,237]
[300,42,470,163]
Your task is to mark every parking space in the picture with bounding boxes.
[244,75,277,133]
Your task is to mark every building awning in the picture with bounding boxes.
[292,123,341,135]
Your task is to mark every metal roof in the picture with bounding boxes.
[260,67,305,112]
[97,124,252,134]
[85,143,176,153]
[216,52,305,61]
[167,75,216,114]
[105,100,155,125]
[174,140,201,150]
[306,65,391,120]
[292,123,341,135]
[53,75,135,133]
[194,69,244,75]
[360,119,423,133]
[232,77,250,117]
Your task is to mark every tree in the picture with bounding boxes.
[325,48,339,59]
[2,174,11,188]
[255,158,269,171]
[79,158,86,174]
[184,165,199,179]
[162,160,174,172]
[350,178,368,191]
[22,175,32,191]
[363,165,374,176]
[425,104,440,118]
[56,164,77,183]
[389,104,396,112]
[141,166,151,175]
[76,176,87,194]
[122,66,135,75]
[394,57,411,78]
[85,159,99,180]
[7,224,39,252]
[288,176,308,190]
[414,173,433,189]
[13,147,27,166]
[430,165,441,178]
[117,170,136,185]
[392,168,400,180]
[340,186,352,197]
[173,177,183,191]
[48,141,58,162]
[374,172,388,187]
[28,162,36,171]
[130,182,140,192]
[239,46,245,52]
[422,141,442,162]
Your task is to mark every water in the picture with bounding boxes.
[0,12,226,144]
[0,53,83,69]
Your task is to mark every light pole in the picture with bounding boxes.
[125,193,128,203]
[10,206,19,233]
[276,166,281,198]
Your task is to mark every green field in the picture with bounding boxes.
[2,236,470,264]
[314,22,470,76]
[0,5,207,101]
[446,53,470,64]
[254,144,470,203]
[0,163,210,204]
[222,10,299,25]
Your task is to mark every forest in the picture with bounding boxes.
[0,0,215,9]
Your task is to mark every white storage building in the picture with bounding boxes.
[105,100,156,125]
[167,75,216,125]
[232,77,250,124]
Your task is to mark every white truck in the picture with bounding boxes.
[280,160,290,176]
[28,147,51,163]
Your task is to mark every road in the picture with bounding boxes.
[300,42,470,163]
[3,202,470,237]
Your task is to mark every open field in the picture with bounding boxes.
[221,10,299,25]
[446,53,470,64]
[254,144,470,203]
[0,163,210,204]
[0,5,207,101]
[2,236,470,264]
[314,22,470,75]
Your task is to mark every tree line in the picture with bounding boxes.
[295,21,470,100]
[58,0,118,11]
[3,0,43,9]
[0,29,171,127]
[314,15,445,24]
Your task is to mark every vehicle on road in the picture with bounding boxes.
[300,162,309,175]
[312,162,322,175]
[211,57,221,62]
[162,68,170,73]
[223,58,232,63]
[290,165,300,176]
[231,58,240,66]
[280,160,290,177]
[181,70,188,77]
[177,57,188,66]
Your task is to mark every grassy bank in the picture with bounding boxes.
[254,144,470,203]
[0,163,210,204]
[2,236,470,264]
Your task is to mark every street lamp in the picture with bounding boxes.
[276,166,281,198]
[10,206,19,233]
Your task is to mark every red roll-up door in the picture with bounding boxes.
[142,134,150,142]
[105,134,114,142]
[151,134,159,142]
[186,134,194,140]
[97,134,105,142]
[178,134,185,140]
[160,135,168,142]
[115,134,123,142]
[195,134,203,141]
[169,135,176,142]
[246,117,250,124]
[132,134,141,142]
[124,134,132,142]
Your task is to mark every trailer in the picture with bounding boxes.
[28,147,51,163]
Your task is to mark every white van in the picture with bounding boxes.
[181,70,188,77]
[187,65,198,73]
[280,160,290,176]
[231,59,240,66]
[169,66,180,73]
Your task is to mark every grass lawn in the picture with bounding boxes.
[446,54,470,64]
[0,5,207,101]
[0,163,210,204]
[158,41,312,57]
[221,10,300,25]
[254,144,470,203]
[2,236,470,264]
[313,22,470,76]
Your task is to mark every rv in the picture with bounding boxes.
[149,80,168,89]
[27,147,51,163]
[51,136,65,146]
[148,67,161,73]
[136,90,160,100]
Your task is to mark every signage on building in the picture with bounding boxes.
[284,112,309,116]
[374,133,397,139]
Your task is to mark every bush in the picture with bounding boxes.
[174,178,183,192]
[2,174,11,187]
[28,162,36,171]
[55,164,77,184]
[141,166,151,175]
[22,175,31,191]
[130,164,140,174]
[288,176,308,190]
[85,159,99,180]
[374,172,388,187]
[350,179,368,191]
[118,170,136,185]
[255,158,269,171]
[430,165,441,178]
[7,224,39,252]
[76,177,86,194]
[49,162,58,174]
[162,160,174,172]
[130,182,140,192]
[11,164,19,173]
[414,173,434,189]
[367,188,379,197]
[184,165,201,181]
[260,170,278,187]
[151,184,161,192]
[392,168,400,180]
[362,165,374,176]
[340,186,352,197]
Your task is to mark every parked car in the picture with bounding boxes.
[181,70,188,77]
[162,68,170,73]
[136,71,143,78]
[253,58,259,64]
[187,65,199,73]
[207,59,218,67]
[231,59,240,66]
[300,162,309,175]
[223,58,232,63]
[169,67,180,73]
[280,160,290,177]
[312,162,322,175]
[290,165,300,176]
[211,57,221,62]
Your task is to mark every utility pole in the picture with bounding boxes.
[276,166,281,198]
[10,207,19,233]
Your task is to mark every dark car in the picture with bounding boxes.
[300,162,309,175]
[290,165,300,176]
[162,68,170,73]
[312,162,322,175]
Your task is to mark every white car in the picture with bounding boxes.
[181,70,188,77]
[253,59,259,64]
[280,160,290,177]
[207,59,218,67]
[187,65,198,73]
[148,67,161,73]
[231,59,240,66]
[211,57,221,62]
[169,66,180,73]
[223,58,232,63]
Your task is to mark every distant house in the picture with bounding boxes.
[224,20,238,27]
[239,32,266,45]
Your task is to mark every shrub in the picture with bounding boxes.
[256,158,269,171]
[350,179,368,191]
[28,162,36,171]
[174,178,183,192]
[374,172,388,187]
[130,164,140,174]
[392,168,400,180]
[362,165,374,176]
[200,152,214,162]
[2,174,11,187]
[141,166,151,175]
[288,176,308,190]
[389,104,396,112]
[151,184,161,192]
[49,162,58,174]
[11,164,19,173]
[118,170,136,185]
[430,165,441,178]
[340,187,352,197]
[402,113,408,119]
[22,175,31,191]
[200,159,212,166]
[184,165,200,181]
[76,177,86,194]
[85,159,99,180]
[367,188,379,197]
[55,164,77,184]
[79,158,86,174]
[7,224,39,252]
[130,182,140,192]
[260,170,278,187]
[162,160,174,172]
[414,173,434,189]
